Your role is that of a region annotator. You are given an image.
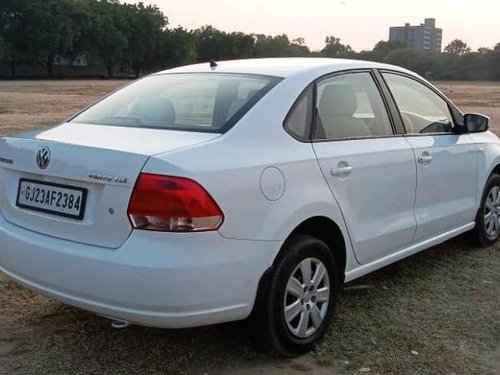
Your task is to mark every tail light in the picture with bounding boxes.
[127,173,224,232]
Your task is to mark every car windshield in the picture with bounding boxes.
[70,73,282,132]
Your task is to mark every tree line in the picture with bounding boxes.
[1,0,499,80]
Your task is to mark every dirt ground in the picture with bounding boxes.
[435,81,500,133]
[0,80,499,375]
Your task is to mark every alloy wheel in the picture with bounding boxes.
[283,257,330,338]
[484,185,500,239]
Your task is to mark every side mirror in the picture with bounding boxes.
[464,113,489,133]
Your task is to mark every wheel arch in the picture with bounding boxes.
[248,216,348,326]
[284,216,347,284]
[490,164,500,177]
[479,161,500,207]
[263,216,348,288]
[474,147,500,209]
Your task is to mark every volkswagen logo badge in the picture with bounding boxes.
[36,147,50,169]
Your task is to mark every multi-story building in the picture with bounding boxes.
[389,18,443,52]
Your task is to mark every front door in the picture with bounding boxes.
[382,72,479,242]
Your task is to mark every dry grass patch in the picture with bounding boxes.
[0,80,126,135]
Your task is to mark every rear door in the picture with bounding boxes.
[381,72,478,242]
[312,71,417,264]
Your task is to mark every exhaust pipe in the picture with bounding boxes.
[110,319,131,329]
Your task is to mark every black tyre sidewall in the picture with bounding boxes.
[267,235,338,356]
[475,173,500,247]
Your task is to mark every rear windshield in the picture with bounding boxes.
[70,73,282,132]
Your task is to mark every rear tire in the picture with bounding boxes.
[249,234,339,357]
[471,173,500,247]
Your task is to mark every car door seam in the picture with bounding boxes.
[309,143,360,265]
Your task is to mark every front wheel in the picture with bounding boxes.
[471,173,500,247]
[251,235,339,356]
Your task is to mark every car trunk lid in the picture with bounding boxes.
[0,123,220,248]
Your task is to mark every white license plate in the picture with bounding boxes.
[16,179,87,220]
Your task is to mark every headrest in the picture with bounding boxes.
[134,96,176,125]
[246,89,259,99]
[319,84,357,117]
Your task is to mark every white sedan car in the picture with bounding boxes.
[0,58,496,355]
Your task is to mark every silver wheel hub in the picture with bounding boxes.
[283,258,330,338]
[484,186,500,239]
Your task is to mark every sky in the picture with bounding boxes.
[127,0,500,52]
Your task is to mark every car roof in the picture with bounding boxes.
[156,58,416,79]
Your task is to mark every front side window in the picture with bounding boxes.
[71,73,281,132]
[314,72,393,140]
[382,73,454,134]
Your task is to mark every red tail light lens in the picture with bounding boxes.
[127,173,224,232]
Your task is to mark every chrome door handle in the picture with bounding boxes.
[331,163,352,177]
[417,154,433,164]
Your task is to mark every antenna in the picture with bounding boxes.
[209,59,218,69]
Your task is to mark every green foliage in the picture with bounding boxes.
[484,50,500,80]
[0,0,28,68]
[320,36,353,58]
[16,0,83,76]
[0,1,499,80]
[156,27,197,69]
[195,26,255,62]
[85,0,130,78]
[370,40,407,61]
[384,48,440,76]
[477,47,491,55]
[444,39,471,56]
[124,2,167,77]
[0,35,9,63]
[251,34,310,58]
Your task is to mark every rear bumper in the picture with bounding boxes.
[0,214,281,328]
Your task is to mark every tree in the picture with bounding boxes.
[13,0,85,77]
[444,39,471,55]
[293,37,305,46]
[0,35,10,63]
[156,27,197,69]
[64,1,92,65]
[477,47,491,55]
[484,47,500,80]
[370,40,406,61]
[85,0,129,78]
[0,0,27,76]
[385,48,440,77]
[253,34,296,57]
[124,2,167,77]
[2,1,498,81]
[193,26,256,62]
[224,31,255,59]
[455,52,486,80]
[194,26,227,62]
[251,34,310,57]
[289,37,311,56]
[320,36,353,57]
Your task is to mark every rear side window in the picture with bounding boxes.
[382,73,454,134]
[314,72,394,140]
[70,73,282,133]
[284,85,313,140]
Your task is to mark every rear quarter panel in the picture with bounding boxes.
[143,75,359,271]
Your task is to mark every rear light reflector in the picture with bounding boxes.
[127,173,224,232]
